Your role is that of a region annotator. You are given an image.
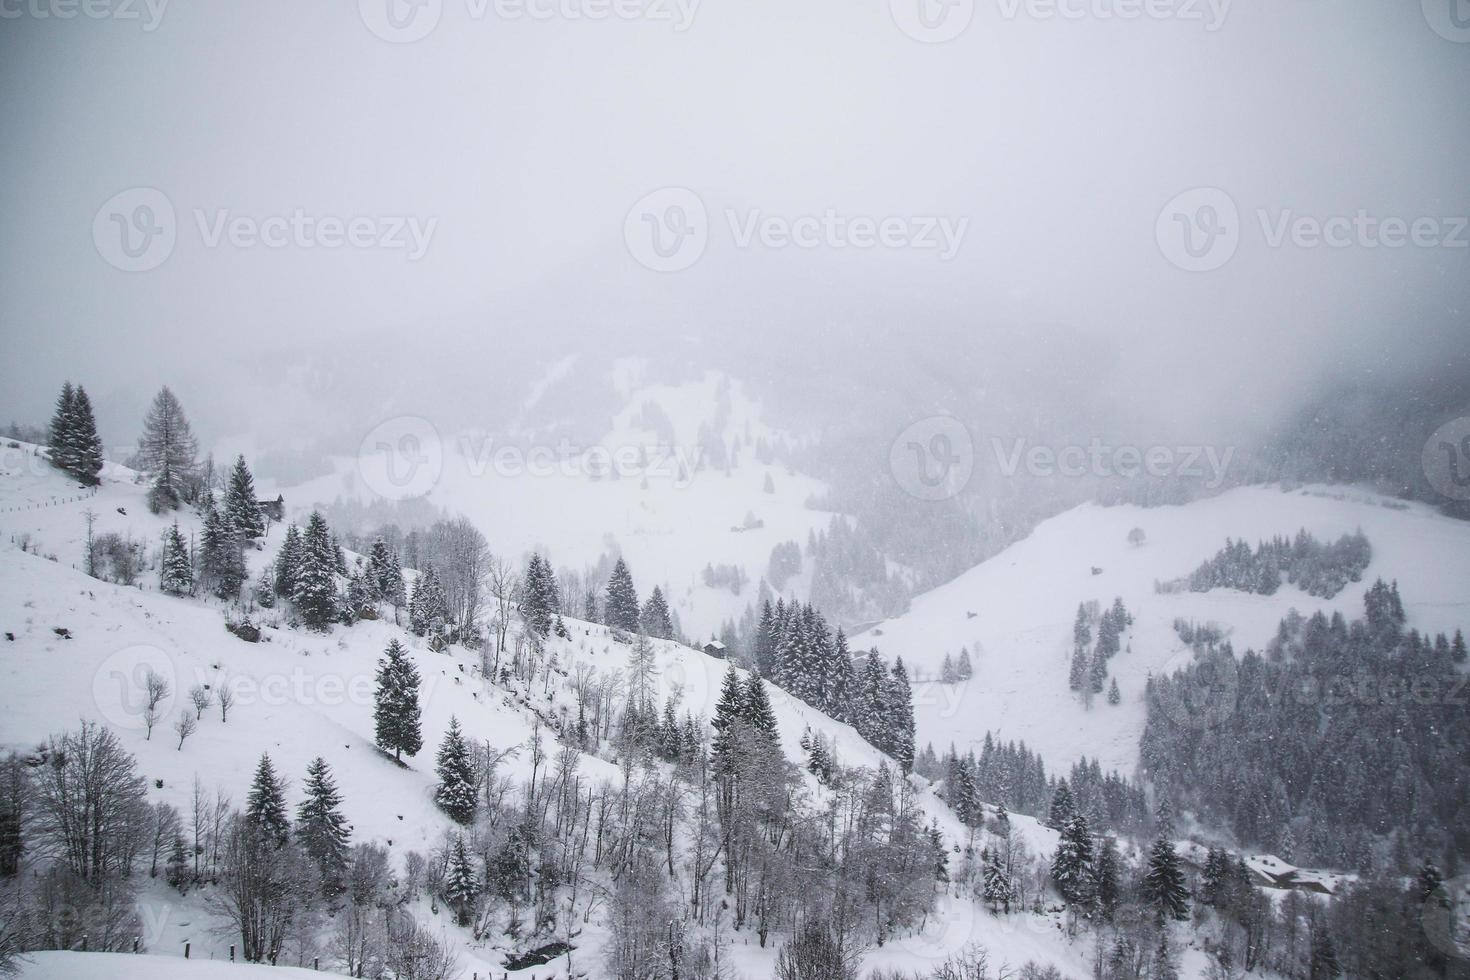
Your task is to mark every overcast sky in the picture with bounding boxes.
[1,0,1467,446]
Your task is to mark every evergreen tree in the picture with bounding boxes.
[1093,837,1120,920]
[1309,923,1341,979]
[940,652,957,684]
[1048,780,1076,829]
[604,557,640,632]
[1107,677,1121,705]
[1050,813,1094,904]
[46,382,78,476]
[742,670,779,744]
[1069,643,1088,692]
[245,753,290,847]
[137,386,198,512]
[293,511,340,630]
[443,836,479,927]
[70,386,104,485]
[409,566,449,637]
[886,658,916,773]
[198,506,246,601]
[159,521,193,596]
[434,717,478,824]
[295,757,351,892]
[710,665,747,777]
[639,586,673,639]
[1452,628,1467,664]
[754,600,779,677]
[374,640,423,763]
[957,646,973,680]
[275,523,303,599]
[520,553,559,637]
[983,854,1014,913]
[1141,836,1190,921]
[1088,651,1107,694]
[224,455,265,539]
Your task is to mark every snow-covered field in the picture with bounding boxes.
[854,484,1470,777]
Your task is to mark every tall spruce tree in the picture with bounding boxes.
[293,511,340,630]
[295,757,351,892]
[434,717,478,824]
[742,670,779,745]
[640,586,673,639]
[443,836,479,926]
[160,521,193,596]
[603,557,640,632]
[1141,835,1190,921]
[374,640,423,763]
[275,523,303,599]
[886,658,916,773]
[245,753,290,847]
[47,382,78,475]
[1051,813,1095,904]
[224,455,265,539]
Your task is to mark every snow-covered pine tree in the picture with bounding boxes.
[160,521,193,596]
[1048,780,1076,829]
[983,854,1014,913]
[198,506,246,601]
[855,650,888,753]
[1050,813,1094,904]
[742,670,779,745]
[293,511,340,630]
[374,640,423,763]
[434,716,478,824]
[253,564,275,609]
[774,609,813,701]
[886,657,916,773]
[710,664,746,774]
[137,385,198,513]
[275,523,303,599]
[1088,651,1107,694]
[443,835,480,926]
[1141,835,1190,921]
[46,382,78,476]
[825,627,855,724]
[295,756,351,892]
[224,455,264,539]
[70,386,104,485]
[639,586,673,639]
[957,646,974,680]
[409,566,449,637]
[1069,643,1088,692]
[245,753,290,847]
[1093,836,1120,920]
[603,557,640,632]
[1107,676,1121,705]
[754,600,779,677]
[940,652,957,684]
[521,553,557,637]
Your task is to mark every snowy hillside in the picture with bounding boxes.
[267,368,830,640]
[854,485,1470,776]
[0,451,1111,979]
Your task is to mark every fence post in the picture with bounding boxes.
[184,941,191,959]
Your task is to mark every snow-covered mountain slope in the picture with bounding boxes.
[270,368,829,640]
[0,453,1104,978]
[853,485,1470,777]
